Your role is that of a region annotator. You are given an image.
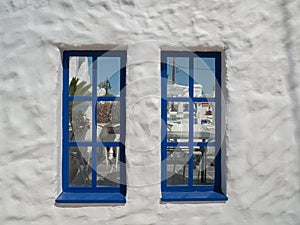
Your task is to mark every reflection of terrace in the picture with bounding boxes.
[166,81,215,185]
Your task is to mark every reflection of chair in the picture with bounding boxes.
[98,123,120,170]
[168,147,189,184]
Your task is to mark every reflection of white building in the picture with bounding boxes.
[168,82,214,125]
[69,57,91,84]
[69,57,93,142]
[167,82,203,97]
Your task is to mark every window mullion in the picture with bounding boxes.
[188,56,194,187]
[92,56,98,188]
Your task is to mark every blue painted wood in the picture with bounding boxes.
[188,55,194,187]
[161,191,227,202]
[92,57,97,188]
[167,142,215,146]
[56,192,126,204]
[161,51,226,201]
[214,52,222,193]
[62,52,70,191]
[161,56,168,191]
[68,142,120,147]
[58,50,126,203]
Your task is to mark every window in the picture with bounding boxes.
[56,50,126,204]
[161,51,227,202]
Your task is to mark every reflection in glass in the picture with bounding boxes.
[167,102,189,142]
[69,57,92,96]
[193,102,215,142]
[69,101,92,142]
[167,57,189,97]
[193,58,215,97]
[167,146,189,185]
[97,102,120,142]
[97,147,120,186]
[97,57,120,97]
[69,146,92,187]
[193,146,215,185]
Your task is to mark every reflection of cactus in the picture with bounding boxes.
[69,77,92,140]
[70,77,92,96]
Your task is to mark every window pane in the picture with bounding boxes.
[167,146,189,185]
[97,147,120,186]
[69,101,92,142]
[193,102,215,142]
[167,102,189,142]
[193,146,215,185]
[69,57,92,96]
[97,57,120,97]
[97,102,120,142]
[167,57,189,97]
[69,146,92,187]
[193,58,215,97]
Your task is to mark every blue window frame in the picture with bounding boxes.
[161,51,227,202]
[56,50,126,204]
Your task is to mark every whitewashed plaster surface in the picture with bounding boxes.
[0,0,299,224]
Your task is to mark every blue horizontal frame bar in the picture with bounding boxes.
[68,142,121,147]
[69,96,120,101]
[56,192,126,204]
[165,185,213,192]
[166,97,215,102]
[161,51,220,62]
[167,142,215,147]
[161,191,227,202]
[193,97,215,102]
[166,97,190,102]
[63,50,126,58]
[97,96,120,101]
[68,186,120,191]
[69,96,92,101]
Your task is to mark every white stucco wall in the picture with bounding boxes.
[0,0,299,224]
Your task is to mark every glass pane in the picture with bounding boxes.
[193,146,215,185]
[97,147,120,186]
[167,102,189,142]
[193,58,215,97]
[97,57,120,97]
[167,146,189,185]
[97,102,120,142]
[194,102,215,142]
[69,57,92,96]
[69,146,92,187]
[69,101,92,142]
[167,57,189,97]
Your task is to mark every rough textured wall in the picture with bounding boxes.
[0,0,299,224]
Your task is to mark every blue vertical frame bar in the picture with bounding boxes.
[92,56,97,188]
[62,52,70,191]
[119,51,127,195]
[188,55,194,187]
[214,52,222,193]
[161,53,168,191]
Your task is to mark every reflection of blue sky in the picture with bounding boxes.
[167,57,215,94]
[87,57,121,96]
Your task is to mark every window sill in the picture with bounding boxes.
[55,192,126,205]
[161,191,228,203]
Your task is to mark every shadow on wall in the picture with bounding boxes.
[281,1,300,155]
